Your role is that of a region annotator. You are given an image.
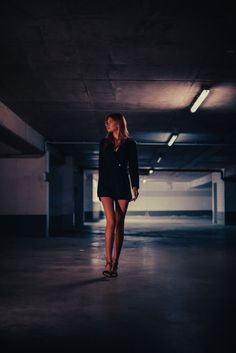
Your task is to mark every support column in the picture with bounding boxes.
[212,172,225,225]
[224,180,236,225]
[84,172,93,221]
[49,156,75,235]
[74,167,84,229]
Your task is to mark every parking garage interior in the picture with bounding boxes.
[0,1,236,352]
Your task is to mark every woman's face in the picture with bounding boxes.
[105,117,119,132]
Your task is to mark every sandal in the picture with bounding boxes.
[102,258,113,277]
[111,258,119,277]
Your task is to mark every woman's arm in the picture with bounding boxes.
[128,139,140,189]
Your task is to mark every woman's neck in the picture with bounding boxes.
[113,132,120,141]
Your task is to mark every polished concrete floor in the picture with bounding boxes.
[0,216,235,353]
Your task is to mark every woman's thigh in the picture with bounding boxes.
[100,197,115,223]
[114,199,129,223]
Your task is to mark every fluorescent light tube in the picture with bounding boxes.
[167,133,178,146]
[157,156,162,163]
[190,89,210,113]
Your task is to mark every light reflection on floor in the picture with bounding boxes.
[0,217,235,353]
[84,216,223,238]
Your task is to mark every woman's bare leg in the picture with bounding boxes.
[113,199,129,263]
[100,197,116,264]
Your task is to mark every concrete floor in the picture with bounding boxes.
[0,216,235,353]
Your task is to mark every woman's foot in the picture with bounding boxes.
[102,258,113,277]
[111,257,119,277]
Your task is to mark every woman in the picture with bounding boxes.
[97,112,140,278]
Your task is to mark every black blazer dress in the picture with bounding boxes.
[97,137,139,201]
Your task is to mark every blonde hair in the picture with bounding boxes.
[104,112,130,144]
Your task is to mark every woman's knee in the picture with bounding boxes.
[115,215,125,227]
[106,217,116,228]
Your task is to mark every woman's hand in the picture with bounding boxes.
[132,186,139,201]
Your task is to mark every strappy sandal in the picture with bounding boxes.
[111,258,119,277]
[102,258,113,277]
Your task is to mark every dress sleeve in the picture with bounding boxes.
[128,139,140,189]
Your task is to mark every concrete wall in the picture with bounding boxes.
[0,154,49,236]
[128,187,211,209]
[93,177,212,217]
[127,182,211,216]
[0,153,85,237]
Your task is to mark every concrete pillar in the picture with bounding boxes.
[212,172,225,225]
[84,172,93,221]
[49,156,75,235]
[224,180,236,225]
[74,168,84,229]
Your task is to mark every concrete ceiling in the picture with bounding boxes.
[0,0,235,175]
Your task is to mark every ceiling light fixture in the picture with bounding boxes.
[167,133,178,146]
[190,89,210,113]
[157,156,162,163]
[149,169,154,174]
